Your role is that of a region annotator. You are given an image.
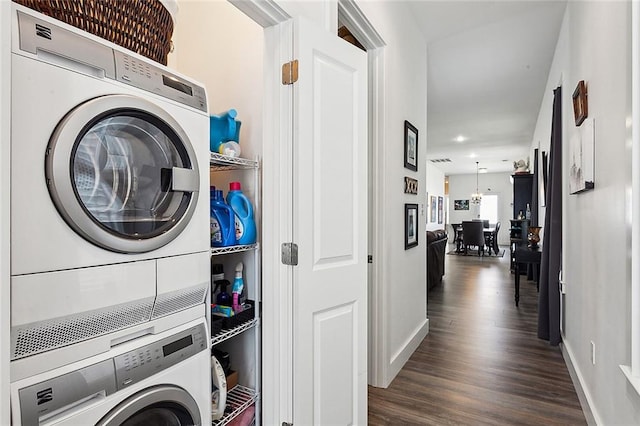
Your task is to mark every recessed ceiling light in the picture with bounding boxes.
[454,135,466,143]
[469,153,477,158]
[479,168,488,173]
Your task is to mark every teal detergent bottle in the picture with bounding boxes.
[226,182,257,245]
[210,187,236,247]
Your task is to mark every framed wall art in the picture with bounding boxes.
[404,120,418,172]
[404,176,418,194]
[572,80,588,126]
[430,195,437,223]
[454,199,469,210]
[569,117,595,194]
[437,196,443,224]
[405,203,418,249]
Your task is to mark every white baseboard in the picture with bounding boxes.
[561,340,602,425]
[383,318,429,388]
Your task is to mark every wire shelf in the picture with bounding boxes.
[211,243,259,256]
[211,318,258,346]
[212,386,259,426]
[210,153,259,170]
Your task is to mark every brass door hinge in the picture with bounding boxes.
[282,60,299,85]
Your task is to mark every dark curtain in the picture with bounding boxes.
[538,87,562,345]
[531,148,539,227]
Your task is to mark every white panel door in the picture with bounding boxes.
[292,16,368,425]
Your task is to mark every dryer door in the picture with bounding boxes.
[46,94,200,253]
[97,385,201,426]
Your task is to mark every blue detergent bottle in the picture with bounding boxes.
[210,187,236,247]
[226,182,257,245]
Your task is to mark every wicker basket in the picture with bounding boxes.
[14,0,174,65]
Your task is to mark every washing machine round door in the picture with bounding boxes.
[97,385,201,426]
[46,94,200,253]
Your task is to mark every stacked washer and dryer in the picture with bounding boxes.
[9,3,211,425]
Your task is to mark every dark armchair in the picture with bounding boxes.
[427,229,448,291]
[462,220,485,256]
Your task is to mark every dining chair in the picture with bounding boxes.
[462,220,485,256]
[492,221,501,254]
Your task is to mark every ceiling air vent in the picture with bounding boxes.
[430,158,452,163]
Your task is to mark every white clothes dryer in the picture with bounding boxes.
[9,4,211,372]
[11,319,211,426]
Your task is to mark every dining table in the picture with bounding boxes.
[454,225,498,255]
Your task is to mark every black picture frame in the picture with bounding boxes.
[405,203,418,249]
[454,199,469,210]
[404,120,418,172]
[437,196,443,224]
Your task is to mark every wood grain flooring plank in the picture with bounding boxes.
[368,246,586,425]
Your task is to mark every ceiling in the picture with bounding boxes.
[405,0,567,175]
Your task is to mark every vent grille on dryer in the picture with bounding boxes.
[11,298,154,360]
[151,284,207,319]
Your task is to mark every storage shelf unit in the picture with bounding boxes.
[210,154,261,425]
[211,243,259,256]
[212,385,260,426]
[211,318,259,346]
[210,152,259,171]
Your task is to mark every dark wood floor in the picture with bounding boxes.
[368,246,586,425]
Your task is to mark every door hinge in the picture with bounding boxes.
[281,243,299,266]
[282,423,293,426]
[282,60,299,85]
[368,255,373,263]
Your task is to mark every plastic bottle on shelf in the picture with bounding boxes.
[232,262,245,314]
[214,279,232,306]
[210,187,236,247]
[226,182,257,245]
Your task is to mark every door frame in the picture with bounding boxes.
[336,0,387,388]
[229,0,386,422]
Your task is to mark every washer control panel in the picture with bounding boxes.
[114,50,207,113]
[114,323,207,390]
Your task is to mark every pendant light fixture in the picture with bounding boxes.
[471,161,482,204]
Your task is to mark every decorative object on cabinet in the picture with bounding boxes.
[513,158,530,174]
[527,226,542,249]
[454,199,469,210]
[569,118,595,194]
[404,176,418,194]
[404,120,418,172]
[14,0,176,65]
[572,80,588,126]
[405,203,419,249]
[209,152,260,425]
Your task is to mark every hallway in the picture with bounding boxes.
[368,248,586,425]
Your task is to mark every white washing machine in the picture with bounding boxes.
[10,318,211,426]
[10,4,211,380]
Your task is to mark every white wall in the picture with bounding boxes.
[171,2,264,161]
[358,1,429,387]
[425,162,445,232]
[447,172,512,246]
[530,2,640,423]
